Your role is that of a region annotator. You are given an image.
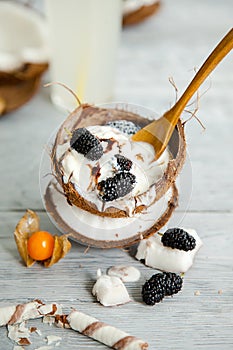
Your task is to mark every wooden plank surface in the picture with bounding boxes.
[0,0,233,349]
[0,211,233,349]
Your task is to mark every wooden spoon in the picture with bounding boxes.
[132,28,233,159]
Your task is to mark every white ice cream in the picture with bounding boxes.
[60,125,170,216]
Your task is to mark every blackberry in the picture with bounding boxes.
[97,171,136,202]
[142,272,183,305]
[161,228,196,251]
[115,154,132,171]
[106,120,141,135]
[142,280,164,305]
[70,128,103,161]
[161,272,183,296]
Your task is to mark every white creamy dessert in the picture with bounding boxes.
[59,124,170,217]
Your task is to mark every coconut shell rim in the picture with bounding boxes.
[123,0,161,26]
[0,63,48,115]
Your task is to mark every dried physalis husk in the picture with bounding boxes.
[14,209,71,267]
[44,234,71,268]
[14,209,39,267]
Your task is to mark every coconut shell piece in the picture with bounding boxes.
[14,209,71,267]
[0,97,6,114]
[0,1,49,115]
[0,63,48,115]
[123,1,161,26]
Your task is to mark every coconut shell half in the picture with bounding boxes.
[123,1,161,26]
[0,63,48,115]
[51,104,186,218]
[0,2,49,115]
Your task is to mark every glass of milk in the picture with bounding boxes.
[45,0,122,111]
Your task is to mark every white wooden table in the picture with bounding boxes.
[1,0,233,349]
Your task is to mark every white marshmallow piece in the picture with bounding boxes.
[107,265,141,282]
[92,269,131,306]
[136,228,203,273]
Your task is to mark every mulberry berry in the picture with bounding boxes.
[142,280,164,305]
[162,272,183,296]
[161,228,196,251]
[142,272,183,305]
[70,128,103,161]
[97,171,136,202]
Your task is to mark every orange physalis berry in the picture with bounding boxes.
[27,231,55,261]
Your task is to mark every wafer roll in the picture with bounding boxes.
[56,309,148,349]
[0,300,62,327]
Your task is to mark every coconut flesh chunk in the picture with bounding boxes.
[0,1,49,72]
[92,269,131,306]
[136,228,203,273]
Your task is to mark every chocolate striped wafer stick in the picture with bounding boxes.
[0,300,62,327]
[56,309,148,349]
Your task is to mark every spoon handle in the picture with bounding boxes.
[164,28,233,124]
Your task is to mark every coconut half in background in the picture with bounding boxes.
[123,0,161,26]
[0,1,49,115]
[41,103,186,248]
